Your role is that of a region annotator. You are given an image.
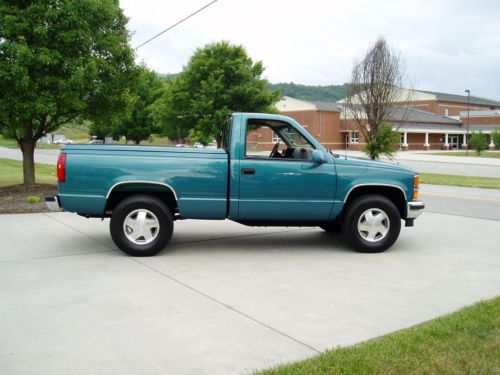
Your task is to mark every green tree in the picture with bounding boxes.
[0,0,135,185]
[155,41,280,147]
[90,66,164,144]
[149,78,191,143]
[469,132,487,155]
[491,130,500,150]
[363,123,400,160]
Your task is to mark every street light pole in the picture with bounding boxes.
[465,89,470,156]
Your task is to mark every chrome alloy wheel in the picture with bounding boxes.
[123,209,160,245]
[357,208,390,242]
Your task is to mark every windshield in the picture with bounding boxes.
[276,127,314,149]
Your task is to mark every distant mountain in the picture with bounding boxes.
[156,73,347,102]
[156,73,179,81]
[269,82,347,102]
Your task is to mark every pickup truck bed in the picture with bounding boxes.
[59,145,228,219]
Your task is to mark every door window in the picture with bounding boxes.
[245,120,315,161]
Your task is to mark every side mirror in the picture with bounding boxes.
[311,150,327,164]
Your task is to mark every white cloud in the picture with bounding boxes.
[121,0,500,99]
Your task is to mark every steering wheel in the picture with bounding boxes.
[269,141,280,158]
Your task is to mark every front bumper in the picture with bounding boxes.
[44,195,61,211]
[407,201,425,219]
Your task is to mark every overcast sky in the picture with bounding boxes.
[120,0,500,99]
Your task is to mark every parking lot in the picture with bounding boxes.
[1,211,499,375]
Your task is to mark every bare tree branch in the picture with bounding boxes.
[344,37,412,159]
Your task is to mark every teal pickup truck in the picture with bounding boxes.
[45,113,424,256]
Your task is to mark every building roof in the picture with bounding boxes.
[389,107,462,124]
[337,88,500,107]
[310,101,342,111]
[336,88,432,104]
[414,90,500,107]
[340,104,462,125]
[276,96,341,112]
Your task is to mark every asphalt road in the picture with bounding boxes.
[420,184,500,221]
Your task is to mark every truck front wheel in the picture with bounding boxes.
[110,195,173,256]
[342,194,401,253]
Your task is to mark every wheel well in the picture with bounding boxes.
[343,186,406,218]
[105,184,178,216]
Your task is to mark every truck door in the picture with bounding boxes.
[236,117,336,221]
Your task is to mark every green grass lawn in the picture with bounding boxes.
[257,297,500,375]
[429,151,500,158]
[0,135,19,148]
[420,173,500,189]
[58,123,91,141]
[0,158,57,187]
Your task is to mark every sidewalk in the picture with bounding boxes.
[0,146,59,165]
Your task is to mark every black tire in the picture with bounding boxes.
[320,220,342,233]
[110,194,173,256]
[342,194,401,253]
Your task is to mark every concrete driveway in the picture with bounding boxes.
[1,212,499,375]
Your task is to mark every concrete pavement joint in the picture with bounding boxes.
[43,213,117,251]
[40,213,321,353]
[170,227,313,245]
[0,249,113,264]
[131,257,322,355]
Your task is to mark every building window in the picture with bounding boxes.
[350,131,359,143]
[445,108,449,116]
[272,132,279,143]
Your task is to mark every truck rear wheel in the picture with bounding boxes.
[110,195,173,256]
[342,194,401,253]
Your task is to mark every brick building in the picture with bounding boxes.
[269,90,500,151]
[276,97,342,150]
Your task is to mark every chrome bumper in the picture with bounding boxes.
[407,201,425,219]
[44,195,61,211]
